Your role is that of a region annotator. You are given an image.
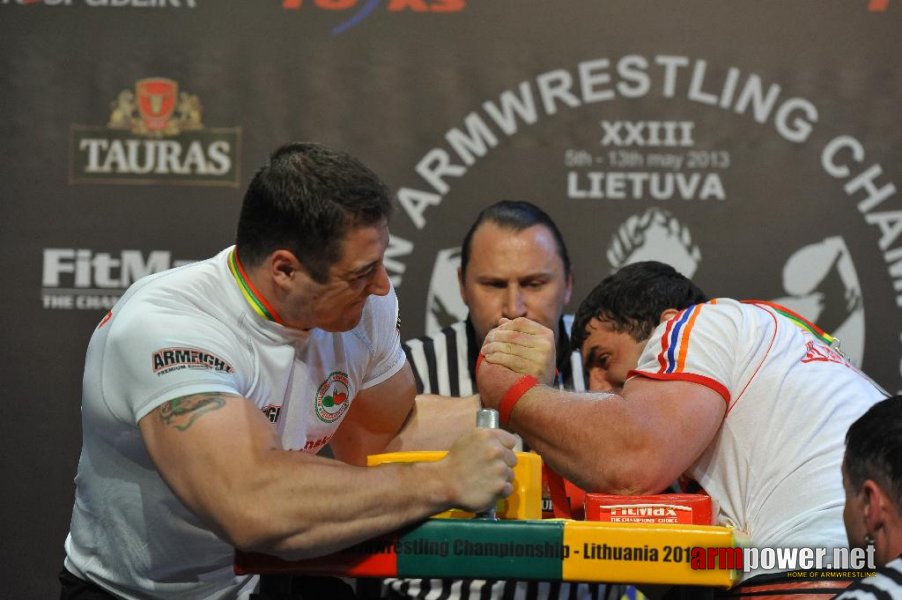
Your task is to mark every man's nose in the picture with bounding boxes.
[367,264,391,296]
[501,286,527,318]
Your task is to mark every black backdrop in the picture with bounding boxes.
[2,1,900,597]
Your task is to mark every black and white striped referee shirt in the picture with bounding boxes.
[834,555,902,599]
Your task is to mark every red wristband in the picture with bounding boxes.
[499,375,539,425]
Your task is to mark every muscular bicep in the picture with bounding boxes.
[329,363,416,465]
[138,392,279,534]
[620,377,726,491]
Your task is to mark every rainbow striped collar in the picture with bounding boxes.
[227,249,286,326]
[743,299,838,349]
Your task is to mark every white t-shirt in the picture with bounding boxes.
[631,299,887,579]
[64,247,406,599]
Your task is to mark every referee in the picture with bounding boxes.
[378,201,613,600]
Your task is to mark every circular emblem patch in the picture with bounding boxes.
[314,371,352,423]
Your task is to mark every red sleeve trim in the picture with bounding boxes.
[627,369,730,407]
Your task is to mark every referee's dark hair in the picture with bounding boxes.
[459,200,571,279]
[844,394,902,507]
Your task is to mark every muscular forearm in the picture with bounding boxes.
[497,385,673,495]
[142,391,515,561]
[384,394,480,452]
[145,409,513,560]
[476,319,723,495]
[232,452,463,559]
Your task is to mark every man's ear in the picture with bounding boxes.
[861,479,888,536]
[270,250,302,286]
[563,272,574,306]
[659,308,681,323]
[457,266,468,304]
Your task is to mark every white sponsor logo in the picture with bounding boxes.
[424,247,467,334]
[392,53,898,387]
[41,248,194,310]
[693,545,877,573]
[77,139,232,176]
[605,211,865,366]
[607,208,702,278]
[774,237,865,366]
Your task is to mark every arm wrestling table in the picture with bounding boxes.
[234,517,740,588]
[234,451,741,589]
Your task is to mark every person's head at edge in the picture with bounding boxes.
[572,260,708,393]
[842,394,902,566]
[235,142,393,333]
[458,200,573,346]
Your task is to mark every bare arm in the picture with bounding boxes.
[329,364,479,455]
[383,393,480,451]
[479,318,725,494]
[328,363,418,464]
[139,388,517,560]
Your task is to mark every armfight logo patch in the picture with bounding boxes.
[152,347,235,375]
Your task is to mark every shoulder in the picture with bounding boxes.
[659,298,762,339]
[104,251,245,356]
[113,250,230,316]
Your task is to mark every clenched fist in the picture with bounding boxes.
[477,317,557,409]
[437,428,518,513]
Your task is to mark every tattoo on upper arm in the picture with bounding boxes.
[159,393,229,431]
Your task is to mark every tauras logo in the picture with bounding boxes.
[152,347,234,374]
[70,77,240,186]
[41,248,194,310]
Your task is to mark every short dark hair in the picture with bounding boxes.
[844,394,902,507]
[572,261,708,349]
[459,200,571,279]
[235,142,391,283]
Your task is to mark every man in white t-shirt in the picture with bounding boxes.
[477,261,887,597]
[60,142,517,600]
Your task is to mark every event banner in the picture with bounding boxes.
[1,1,899,597]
